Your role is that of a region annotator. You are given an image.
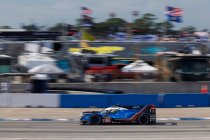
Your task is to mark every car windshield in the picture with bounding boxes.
[101,107,127,114]
[109,109,119,114]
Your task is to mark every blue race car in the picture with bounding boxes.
[80,105,156,125]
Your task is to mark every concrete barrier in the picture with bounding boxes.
[209,93,210,107]
[0,93,209,108]
[0,93,59,108]
[60,94,110,108]
[60,93,210,108]
[0,94,9,107]
[111,94,159,106]
[163,93,210,108]
[60,94,159,108]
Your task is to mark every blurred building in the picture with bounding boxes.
[0,29,61,41]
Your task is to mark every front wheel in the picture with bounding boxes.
[137,114,150,125]
[89,115,102,125]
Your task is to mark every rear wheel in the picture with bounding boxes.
[137,114,150,125]
[90,115,102,125]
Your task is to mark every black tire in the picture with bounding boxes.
[150,120,156,125]
[137,114,150,125]
[89,115,102,125]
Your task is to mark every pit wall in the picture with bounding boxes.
[0,93,209,108]
[10,82,210,94]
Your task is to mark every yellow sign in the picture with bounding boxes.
[69,46,124,54]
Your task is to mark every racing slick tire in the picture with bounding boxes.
[137,114,150,125]
[89,114,102,125]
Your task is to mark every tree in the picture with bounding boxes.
[0,26,12,29]
[201,28,209,32]
[161,21,174,35]
[93,22,109,36]
[48,23,65,32]
[21,24,41,31]
[106,18,127,33]
[154,23,164,34]
[132,13,157,34]
[180,26,197,34]
[142,13,157,30]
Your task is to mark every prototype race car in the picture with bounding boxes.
[80,105,156,125]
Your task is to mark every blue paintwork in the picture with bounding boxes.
[60,94,159,108]
[80,106,143,123]
[107,110,137,119]
[60,93,210,108]
[163,93,209,108]
[81,114,92,121]
[141,46,167,54]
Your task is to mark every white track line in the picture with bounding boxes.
[0,137,210,140]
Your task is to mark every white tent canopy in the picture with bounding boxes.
[28,64,65,74]
[24,42,54,54]
[122,60,158,73]
[193,32,209,37]
[24,43,40,53]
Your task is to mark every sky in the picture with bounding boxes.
[0,0,209,30]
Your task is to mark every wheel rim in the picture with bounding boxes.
[90,115,101,125]
[138,115,149,125]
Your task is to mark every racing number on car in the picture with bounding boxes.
[103,117,111,123]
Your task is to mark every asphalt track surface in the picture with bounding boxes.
[0,120,210,140]
[0,108,210,140]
